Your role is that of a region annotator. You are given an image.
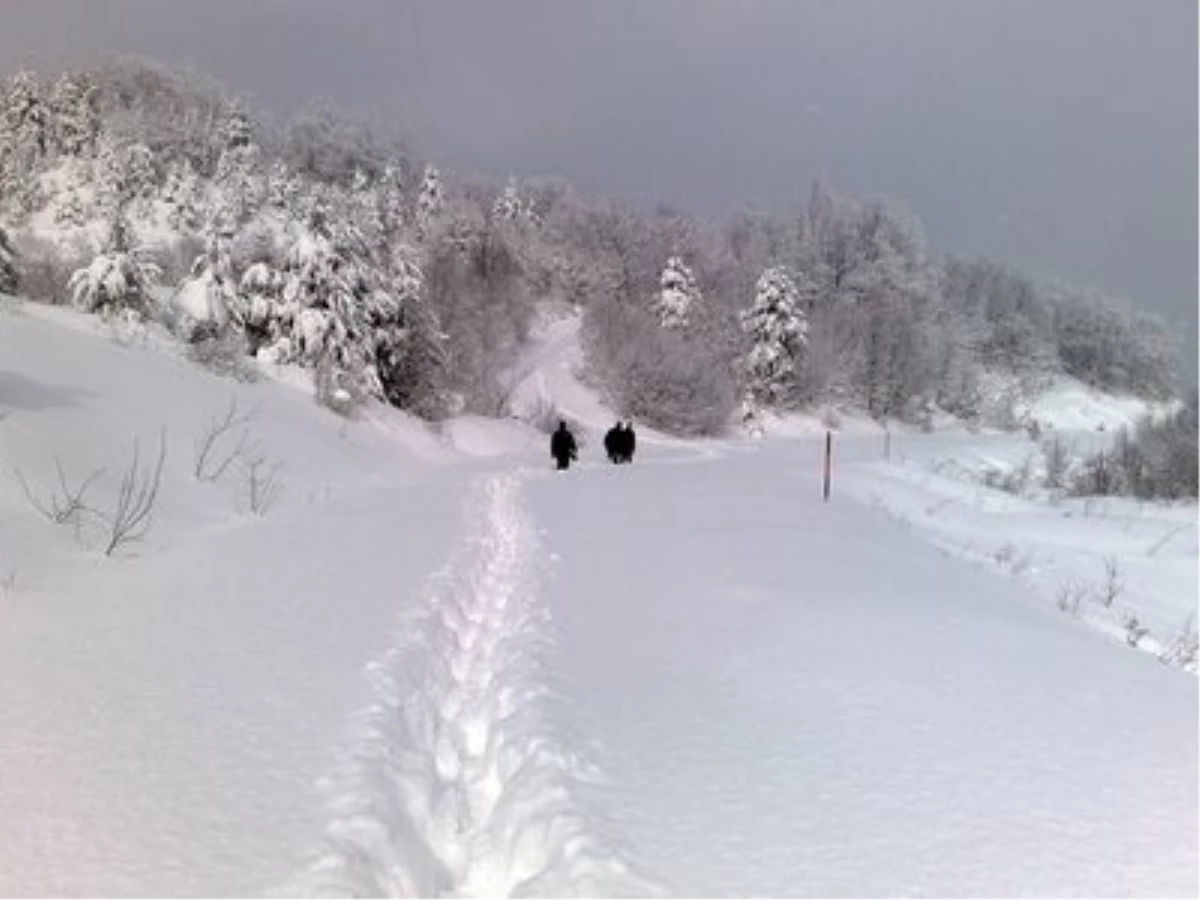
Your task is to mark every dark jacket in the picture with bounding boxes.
[551,425,577,462]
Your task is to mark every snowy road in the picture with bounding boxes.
[525,441,1198,897]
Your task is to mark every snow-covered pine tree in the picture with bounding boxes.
[54,184,88,228]
[68,207,162,320]
[0,225,18,295]
[379,163,406,236]
[349,168,385,251]
[2,71,50,165]
[266,160,300,212]
[163,158,203,231]
[655,256,701,330]
[173,215,235,340]
[49,71,99,158]
[492,177,522,222]
[376,243,449,418]
[741,266,808,410]
[416,164,443,237]
[235,259,287,357]
[213,105,263,225]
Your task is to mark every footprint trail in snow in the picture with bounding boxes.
[291,472,655,897]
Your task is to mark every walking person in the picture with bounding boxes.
[622,420,637,463]
[550,420,578,471]
[604,422,622,464]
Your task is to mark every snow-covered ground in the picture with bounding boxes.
[1,301,1195,896]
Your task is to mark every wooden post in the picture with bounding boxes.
[823,430,832,502]
[884,426,891,461]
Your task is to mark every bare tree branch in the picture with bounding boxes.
[238,444,283,516]
[15,458,104,530]
[102,429,168,556]
[193,397,255,482]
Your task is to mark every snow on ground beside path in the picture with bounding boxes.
[0,304,470,894]
[837,429,1199,667]
[528,440,1198,896]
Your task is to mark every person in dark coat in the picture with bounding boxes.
[550,420,578,470]
[604,422,622,463]
[622,420,637,463]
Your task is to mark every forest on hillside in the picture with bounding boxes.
[0,60,1185,439]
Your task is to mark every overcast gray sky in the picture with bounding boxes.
[1,0,1196,365]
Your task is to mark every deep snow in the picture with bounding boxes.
[1,301,1196,896]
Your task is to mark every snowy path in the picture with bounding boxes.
[526,441,1199,897]
[292,472,651,897]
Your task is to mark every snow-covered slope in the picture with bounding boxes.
[1,302,1195,896]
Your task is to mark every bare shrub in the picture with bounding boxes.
[1123,615,1149,648]
[237,445,283,516]
[102,429,168,556]
[193,398,254,482]
[15,458,104,540]
[1055,580,1088,616]
[1099,556,1124,608]
[1158,615,1198,672]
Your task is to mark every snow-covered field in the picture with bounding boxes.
[1,301,1195,896]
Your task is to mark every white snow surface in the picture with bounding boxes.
[1,301,1196,896]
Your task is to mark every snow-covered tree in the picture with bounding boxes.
[379,163,406,236]
[68,210,161,320]
[265,160,301,213]
[49,71,98,157]
[172,219,235,340]
[212,105,263,225]
[54,184,88,228]
[234,259,288,356]
[0,226,18,295]
[163,158,203,231]
[492,177,522,221]
[741,267,808,410]
[2,71,50,165]
[377,243,448,417]
[416,164,443,237]
[349,168,384,250]
[654,256,701,330]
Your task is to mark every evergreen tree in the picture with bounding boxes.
[0,225,18,295]
[49,71,98,157]
[2,71,50,164]
[655,256,700,330]
[492,177,523,222]
[68,208,162,320]
[416,164,443,237]
[379,163,406,235]
[741,267,808,409]
[213,105,263,225]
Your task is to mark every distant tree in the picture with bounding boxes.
[68,209,162,320]
[163,158,203,231]
[492,177,523,221]
[49,71,99,157]
[1,70,51,164]
[741,267,808,411]
[415,164,443,237]
[655,256,701,330]
[0,225,18,295]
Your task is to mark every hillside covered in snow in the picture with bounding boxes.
[0,59,1191,448]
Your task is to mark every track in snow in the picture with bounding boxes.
[289,472,654,897]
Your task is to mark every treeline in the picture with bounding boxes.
[0,60,1184,435]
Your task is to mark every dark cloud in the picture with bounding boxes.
[1,0,1195,366]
